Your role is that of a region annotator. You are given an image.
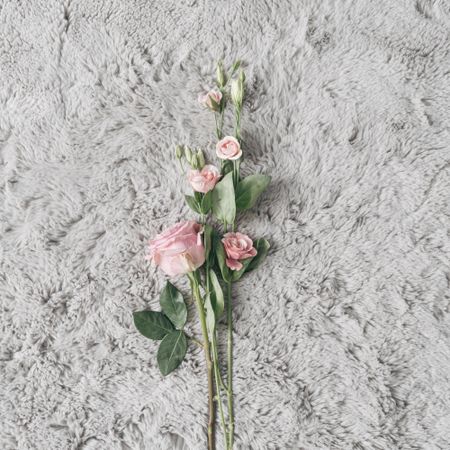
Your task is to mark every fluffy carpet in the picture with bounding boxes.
[1,0,450,449]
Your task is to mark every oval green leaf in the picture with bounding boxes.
[214,234,231,282]
[209,269,224,318]
[246,238,270,272]
[204,293,216,339]
[133,311,174,340]
[203,223,214,265]
[185,195,201,214]
[230,239,271,281]
[231,257,254,282]
[201,190,213,214]
[160,282,187,329]
[211,172,236,224]
[157,330,188,376]
[236,174,271,210]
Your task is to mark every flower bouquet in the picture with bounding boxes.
[133,61,270,450]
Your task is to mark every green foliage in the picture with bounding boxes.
[201,190,213,214]
[236,174,271,210]
[214,232,231,282]
[203,223,214,265]
[185,195,201,214]
[160,282,187,329]
[133,311,174,340]
[134,283,191,376]
[209,269,224,319]
[230,238,270,281]
[211,172,236,224]
[157,330,187,376]
[247,239,270,272]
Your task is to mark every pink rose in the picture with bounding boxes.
[216,136,242,160]
[198,90,222,111]
[222,232,257,271]
[146,221,205,277]
[188,164,221,193]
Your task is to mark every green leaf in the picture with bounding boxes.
[231,257,254,282]
[211,172,236,224]
[160,282,187,329]
[133,311,174,340]
[247,238,270,272]
[203,223,214,265]
[214,234,230,282]
[236,174,271,210]
[194,191,203,203]
[209,97,221,112]
[204,293,216,339]
[209,269,224,318]
[185,195,201,214]
[229,239,271,281]
[201,190,212,214]
[222,160,233,176]
[157,330,187,376]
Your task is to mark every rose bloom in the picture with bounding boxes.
[188,164,221,193]
[222,232,257,271]
[146,221,205,277]
[216,136,242,160]
[198,90,222,110]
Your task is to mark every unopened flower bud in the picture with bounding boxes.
[175,145,183,159]
[216,61,227,88]
[231,60,241,75]
[231,78,243,108]
[198,90,222,112]
[190,153,199,169]
[184,146,193,164]
[197,149,205,168]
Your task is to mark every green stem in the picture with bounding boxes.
[211,330,229,448]
[189,273,216,450]
[215,108,225,140]
[214,113,221,140]
[234,108,241,142]
[206,266,229,446]
[185,332,204,348]
[226,280,234,449]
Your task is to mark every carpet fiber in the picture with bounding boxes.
[1,1,450,449]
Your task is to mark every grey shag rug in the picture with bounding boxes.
[1,1,450,449]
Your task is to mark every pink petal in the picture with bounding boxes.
[226,258,243,271]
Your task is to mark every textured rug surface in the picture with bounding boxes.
[1,1,450,449]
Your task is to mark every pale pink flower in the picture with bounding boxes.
[198,90,222,111]
[146,221,205,277]
[216,136,242,160]
[188,164,221,193]
[222,232,257,271]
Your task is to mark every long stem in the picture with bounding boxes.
[215,108,225,140]
[226,280,234,448]
[206,266,229,447]
[211,331,229,448]
[189,274,215,450]
[234,108,241,142]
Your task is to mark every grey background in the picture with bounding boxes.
[1,0,450,449]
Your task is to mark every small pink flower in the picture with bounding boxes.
[146,221,205,277]
[222,232,257,271]
[216,136,242,160]
[198,90,222,111]
[188,164,221,194]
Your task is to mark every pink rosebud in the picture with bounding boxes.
[146,221,205,277]
[222,232,257,271]
[198,90,222,111]
[188,164,221,194]
[216,136,242,160]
